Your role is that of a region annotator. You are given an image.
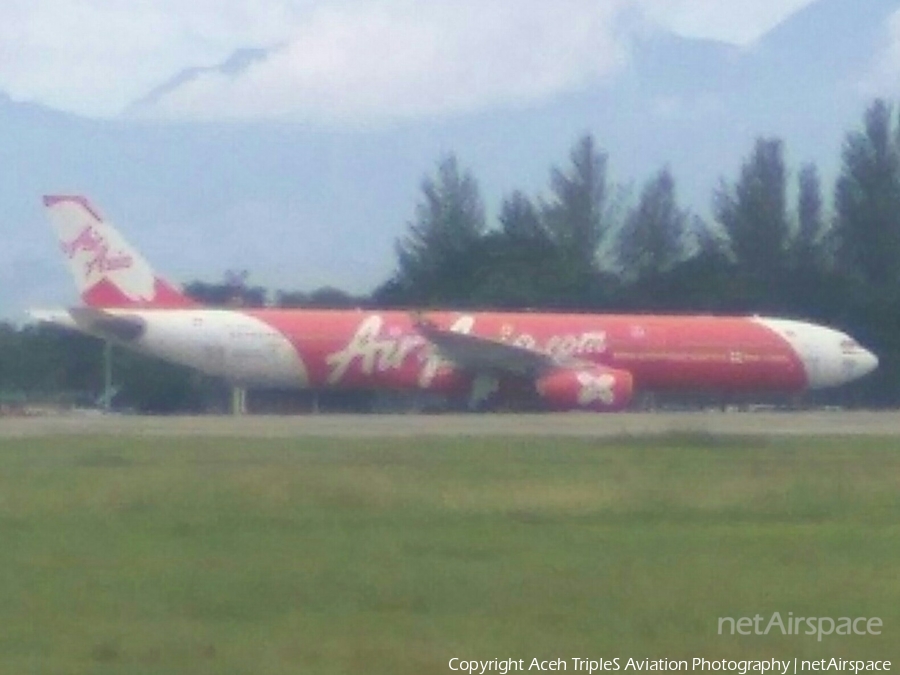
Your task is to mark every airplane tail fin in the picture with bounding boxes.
[43,195,196,308]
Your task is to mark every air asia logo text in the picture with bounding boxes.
[61,225,133,276]
[325,315,460,387]
[325,315,609,388]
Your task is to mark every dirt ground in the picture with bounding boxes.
[2,410,900,438]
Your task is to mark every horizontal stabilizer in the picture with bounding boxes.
[27,308,79,330]
[29,307,145,342]
[69,308,146,341]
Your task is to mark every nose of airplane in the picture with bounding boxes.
[753,317,878,389]
[831,338,879,388]
[857,348,879,378]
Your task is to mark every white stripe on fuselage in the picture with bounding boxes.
[112,309,309,387]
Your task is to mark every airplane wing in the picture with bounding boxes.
[412,314,634,412]
[412,315,580,376]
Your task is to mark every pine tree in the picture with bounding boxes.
[618,167,687,279]
[714,137,791,281]
[394,154,486,298]
[835,100,900,287]
[793,163,826,270]
[542,135,611,277]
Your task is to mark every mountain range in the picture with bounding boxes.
[3,0,899,319]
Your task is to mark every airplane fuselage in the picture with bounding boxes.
[98,308,877,396]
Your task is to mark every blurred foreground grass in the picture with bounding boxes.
[0,432,898,674]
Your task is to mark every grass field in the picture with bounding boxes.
[0,432,898,674]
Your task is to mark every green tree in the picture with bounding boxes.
[105,342,233,413]
[542,135,611,278]
[617,167,687,280]
[276,286,361,308]
[185,270,267,307]
[461,194,558,308]
[714,138,791,282]
[394,154,487,299]
[835,99,900,288]
[500,191,547,244]
[793,163,826,270]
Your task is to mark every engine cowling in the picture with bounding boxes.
[535,365,634,412]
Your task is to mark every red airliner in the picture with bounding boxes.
[31,195,878,411]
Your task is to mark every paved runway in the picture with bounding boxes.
[2,410,900,438]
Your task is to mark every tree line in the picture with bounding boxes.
[3,99,900,411]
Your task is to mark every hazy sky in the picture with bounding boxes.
[0,0,821,121]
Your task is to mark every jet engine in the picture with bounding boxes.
[535,365,633,412]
